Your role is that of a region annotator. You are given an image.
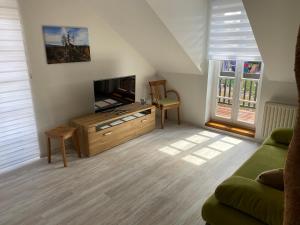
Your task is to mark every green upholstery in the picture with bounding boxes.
[157,98,179,106]
[202,128,293,225]
[202,195,265,225]
[234,145,287,179]
[263,128,293,148]
[215,176,284,225]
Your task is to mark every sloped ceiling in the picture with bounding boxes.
[88,0,202,75]
[243,0,300,82]
[146,0,208,74]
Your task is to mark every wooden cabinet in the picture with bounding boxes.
[71,103,156,156]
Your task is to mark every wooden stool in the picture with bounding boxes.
[45,126,81,167]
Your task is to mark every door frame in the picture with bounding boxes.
[209,60,264,129]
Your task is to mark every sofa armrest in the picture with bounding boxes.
[215,176,283,225]
[263,128,293,148]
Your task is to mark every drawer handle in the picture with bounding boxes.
[103,131,112,136]
[141,119,148,123]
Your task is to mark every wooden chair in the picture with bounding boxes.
[149,80,181,129]
[45,126,81,167]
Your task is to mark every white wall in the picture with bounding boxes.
[18,0,156,156]
[146,0,209,73]
[243,0,300,82]
[243,0,300,139]
[157,72,208,126]
[144,0,210,127]
[89,0,201,75]
[87,0,211,129]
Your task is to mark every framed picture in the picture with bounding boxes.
[42,26,91,64]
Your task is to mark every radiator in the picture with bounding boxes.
[262,102,298,138]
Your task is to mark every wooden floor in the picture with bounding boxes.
[0,122,259,225]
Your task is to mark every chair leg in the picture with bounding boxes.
[165,110,168,120]
[72,130,81,158]
[47,137,51,164]
[60,138,67,167]
[177,107,181,125]
[161,109,165,129]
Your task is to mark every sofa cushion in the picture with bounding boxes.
[157,98,179,106]
[215,176,284,225]
[202,195,265,225]
[256,168,284,191]
[234,144,287,179]
[263,128,293,148]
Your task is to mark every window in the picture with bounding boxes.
[0,0,39,172]
[208,0,263,129]
[212,60,262,127]
[208,0,261,61]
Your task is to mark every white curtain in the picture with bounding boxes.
[0,0,39,171]
[208,0,261,61]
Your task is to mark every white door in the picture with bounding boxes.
[210,60,263,129]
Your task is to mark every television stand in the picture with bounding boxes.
[113,109,129,115]
[71,103,156,156]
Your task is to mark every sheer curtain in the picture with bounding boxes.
[208,0,261,61]
[0,0,39,172]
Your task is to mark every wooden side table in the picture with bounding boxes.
[45,126,81,167]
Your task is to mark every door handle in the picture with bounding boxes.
[103,131,112,136]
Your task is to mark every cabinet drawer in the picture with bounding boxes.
[71,104,156,157]
[134,114,155,127]
[133,114,155,136]
[89,122,131,143]
[87,110,156,156]
[88,120,139,155]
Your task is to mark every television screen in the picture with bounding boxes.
[93,75,136,112]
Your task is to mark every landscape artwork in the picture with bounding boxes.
[43,26,91,64]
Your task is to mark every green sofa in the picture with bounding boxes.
[202,128,293,225]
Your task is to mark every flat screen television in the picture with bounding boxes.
[93,75,136,112]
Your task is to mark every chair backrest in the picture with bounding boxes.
[149,80,167,104]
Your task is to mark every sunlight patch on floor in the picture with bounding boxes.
[157,129,245,167]
[185,135,210,144]
[199,130,220,138]
[209,141,234,152]
[182,155,206,166]
[171,140,196,151]
[221,136,243,145]
[159,146,181,156]
[193,147,221,160]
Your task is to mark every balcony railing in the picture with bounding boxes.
[217,77,259,109]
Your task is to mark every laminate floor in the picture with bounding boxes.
[0,122,259,225]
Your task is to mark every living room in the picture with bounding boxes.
[0,0,299,224]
